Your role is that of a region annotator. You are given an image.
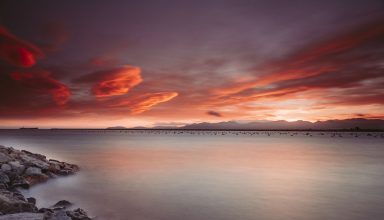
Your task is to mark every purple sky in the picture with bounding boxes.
[0,0,383,128]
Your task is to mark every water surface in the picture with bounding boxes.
[0,130,383,220]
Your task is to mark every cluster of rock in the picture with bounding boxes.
[0,145,92,220]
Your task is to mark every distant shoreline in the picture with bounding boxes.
[0,128,383,132]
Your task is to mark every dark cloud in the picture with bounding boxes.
[211,17,384,107]
[0,26,43,68]
[0,70,70,118]
[207,111,223,117]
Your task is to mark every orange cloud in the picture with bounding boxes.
[0,26,43,68]
[212,66,338,96]
[75,66,142,98]
[112,92,178,114]
[9,71,70,106]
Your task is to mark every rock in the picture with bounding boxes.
[0,172,9,185]
[20,155,49,170]
[1,164,12,172]
[0,153,11,163]
[57,169,74,176]
[46,210,71,220]
[24,167,42,176]
[0,183,7,190]
[21,151,46,161]
[10,176,30,189]
[24,174,49,186]
[27,197,36,205]
[38,208,53,213]
[48,163,61,173]
[8,161,25,175]
[24,167,49,185]
[0,146,91,219]
[66,208,91,220]
[52,200,72,208]
[0,189,37,214]
[0,213,44,220]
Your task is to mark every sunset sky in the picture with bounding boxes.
[0,0,383,128]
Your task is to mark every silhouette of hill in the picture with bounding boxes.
[180,118,384,130]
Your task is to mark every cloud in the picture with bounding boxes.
[206,111,223,117]
[9,71,70,106]
[213,18,384,98]
[75,66,142,98]
[112,92,178,114]
[210,18,384,108]
[0,26,43,68]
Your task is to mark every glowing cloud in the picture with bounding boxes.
[9,71,70,106]
[0,26,43,68]
[75,66,142,98]
[112,92,178,114]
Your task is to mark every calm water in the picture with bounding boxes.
[0,130,383,220]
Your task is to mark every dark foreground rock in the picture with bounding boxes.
[0,145,92,220]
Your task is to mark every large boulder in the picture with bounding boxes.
[24,167,42,176]
[0,189,37,214]
[8,161,25,175]
[0,153,11,163]
[1,164,12,172]
[24,167,49,185]
[0,172,10,185]
[52,200,72,209]
[19,155,49,170]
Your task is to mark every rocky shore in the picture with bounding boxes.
[0,145,92,220]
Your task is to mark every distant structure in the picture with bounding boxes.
[19,127,39,130]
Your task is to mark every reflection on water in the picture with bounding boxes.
[0,130,384,220]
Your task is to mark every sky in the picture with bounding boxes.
[0,0,383,128]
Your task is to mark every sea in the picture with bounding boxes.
[0,129,383,220]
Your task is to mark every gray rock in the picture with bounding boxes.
[8,161,25,175]
[0,153,11,163]
[66,208,91,220]
[24,167,42,176]
[46,210,71,220]
[21,150,46,161]
[0,213,44,220]
[52,200,72,208]
[10,176,30,189]
[19,154,49,170]
[0,189,37,214]
[0,172,9,184]
[27,197,36,205]
[1,164,12,172]
[23,173,49,186]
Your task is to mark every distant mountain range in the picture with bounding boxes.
[107,118,384,130]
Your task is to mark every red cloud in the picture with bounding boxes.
[10,71,70,106]
[0,26,43,68]
[75,66,142,98]
[112,92,178,114]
